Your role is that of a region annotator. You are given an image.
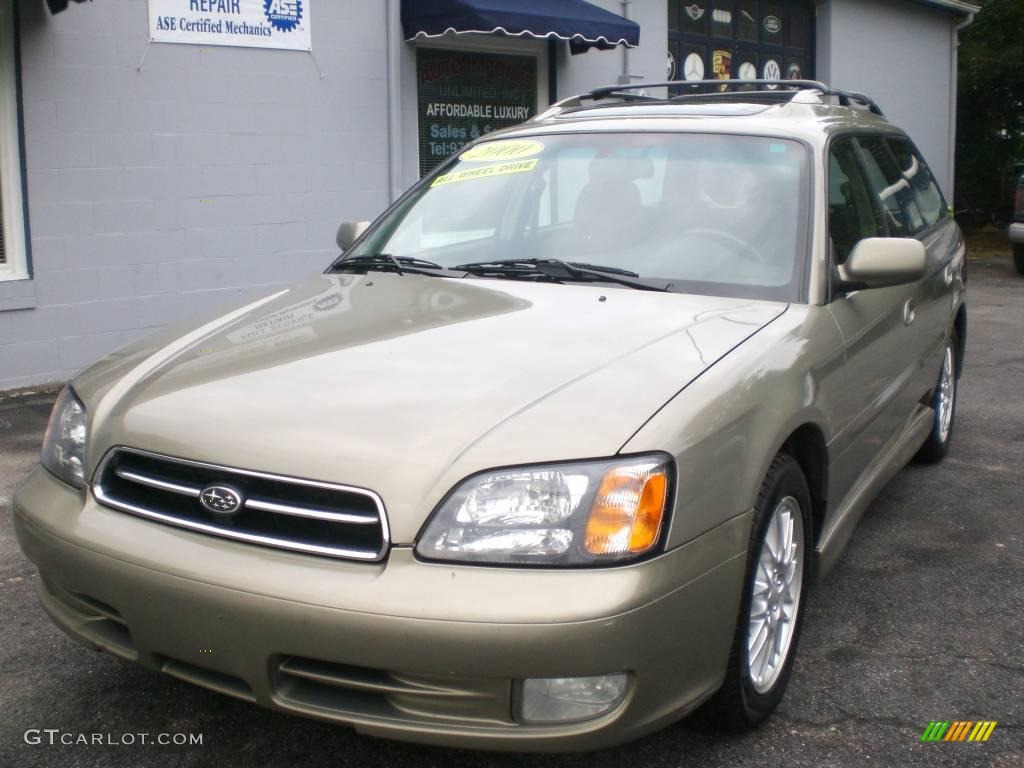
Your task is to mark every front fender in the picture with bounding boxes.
[621,306,845,551]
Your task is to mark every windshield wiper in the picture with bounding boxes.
[329,254,461,278]
[454,258,671,292]
[564,262,640,277]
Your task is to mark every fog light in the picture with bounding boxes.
[517,674,629,724]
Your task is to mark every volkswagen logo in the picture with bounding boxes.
[199,485,244,515]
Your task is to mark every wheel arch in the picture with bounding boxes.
[778,423,829,551]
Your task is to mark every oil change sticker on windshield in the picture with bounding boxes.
[432,159,538,187]
[460,139,544,162]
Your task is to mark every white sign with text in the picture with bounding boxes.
[148,0,312,51]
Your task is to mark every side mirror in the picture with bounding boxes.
[336,221,370,251]
[838,238,927,291]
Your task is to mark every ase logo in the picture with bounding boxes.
[264,0,302,32]
[921,720,998,743]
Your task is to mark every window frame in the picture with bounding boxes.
[0,0,28,282]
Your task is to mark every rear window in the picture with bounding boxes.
[887,138,948,229]
[855,137,926,237]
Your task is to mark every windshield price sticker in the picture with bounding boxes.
[432,159,538,187]
[460,140,544,163]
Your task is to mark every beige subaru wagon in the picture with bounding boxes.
[14,80,966,751]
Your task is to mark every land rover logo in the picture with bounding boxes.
[764,15,782,34]
[199,485,244,515]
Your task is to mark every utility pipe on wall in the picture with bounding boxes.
[618,0,642,85]
[386,0,404,203]
[948,10,976,203]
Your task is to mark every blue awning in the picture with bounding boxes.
[401,0,640,52]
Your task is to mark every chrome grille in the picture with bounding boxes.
[93,448,389,561]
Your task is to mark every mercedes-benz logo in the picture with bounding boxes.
[199,485,244,515]
[684,53,704,82]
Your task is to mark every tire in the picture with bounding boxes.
[915,334,958,464]
[1014,244,1024,275]
[705,454,813,729]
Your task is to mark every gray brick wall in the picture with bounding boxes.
[1,0,390,389]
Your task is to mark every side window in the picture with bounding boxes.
[828,140,885,263]
[855,137,926,236]
[887,138,947,229]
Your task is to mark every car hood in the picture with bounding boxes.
[80,273,786,542]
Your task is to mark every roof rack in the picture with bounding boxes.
[534,79,885,119]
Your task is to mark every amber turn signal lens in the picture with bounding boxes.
[583,465,669,557]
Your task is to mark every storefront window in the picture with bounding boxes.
[416,49,539,178]
[668,0,813,90]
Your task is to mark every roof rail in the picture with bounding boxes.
[533,79,885,120]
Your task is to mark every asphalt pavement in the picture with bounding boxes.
[0,252,1021,768]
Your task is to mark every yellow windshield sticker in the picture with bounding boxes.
[432,159,538,187]
[460,139,544,162]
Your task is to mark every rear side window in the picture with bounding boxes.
[855,137,926,236]
[887,138,947,229]
[828,139,885,262]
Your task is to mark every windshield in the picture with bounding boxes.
[343,133,809,301]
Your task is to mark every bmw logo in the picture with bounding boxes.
[199,485,244,515]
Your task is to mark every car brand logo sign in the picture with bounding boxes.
[685,4,705,22]
[764,15,782,34]
[199,485,244,515]
[684,52,705,81]
[712,49,732,80]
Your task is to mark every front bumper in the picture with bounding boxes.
[14,466,749,752]
[1008,222,1024,244]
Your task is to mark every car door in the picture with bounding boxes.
[824,135,928,506]
[883,135,963,394]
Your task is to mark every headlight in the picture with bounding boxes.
[416,454,672,566]
[41,387,88,489]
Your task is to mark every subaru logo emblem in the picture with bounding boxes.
[199,485,244,515]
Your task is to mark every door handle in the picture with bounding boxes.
[904,299,917,326]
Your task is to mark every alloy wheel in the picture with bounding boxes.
[747,496,804,695]
[937,342,955,444]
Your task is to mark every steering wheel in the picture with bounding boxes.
[682,228,768,266]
